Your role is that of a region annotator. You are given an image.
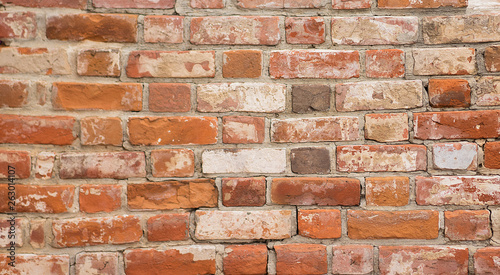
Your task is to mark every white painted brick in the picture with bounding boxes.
[433,142,477,170]
[202,149,286,174]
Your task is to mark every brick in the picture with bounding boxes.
[125,246,216,275]
[271,117,359,142]
[0,115,75,145]
[0,80,28,108]
[60,152,145,179]
[270,50,360,79]
[275,244,327,275]
[475,247,500,274]
[291,147,330,174]
[271,177,361,206]
[366,49,405,78]
[428,79,471,108]
[76,253,119,275]
[332,16,418,45]
[35,81,50,106]
[77,49,120,77]
[337,145,427,172]
[0,254,69,275]
[191,0,224,8]
[81,117,123,146]
[202,149,286,174]
[0,185,74,213]
[93,0,175,8]
[147,213,189,241]
[493,209,500,245]
[0,12,36,39]
[53,216,141,247]
[224,245,267,275]
[336,80,423,111]
[127,179,217,210]
[222,177,266,207]
[29,219,45,249]
[79,184,122,213]
[222,116,265,144]
[190,16,279,45]
[445,210,491,241]
[285,17,325,44]
[127,50,215,78]
[485,46,500,72]
[149,83,191,112]
[365,113,409,142]
[151,149,195,177]
[0,0,86,8]
[223,50,262,78]
[413,48,476,75]
[476,76,500,106]
[237,0,324,8]
[331,245,374,274]
[332,0,371,9]
[433,142,477,170]
[366,177,410,206]
[53,82,142,111]
[292,84,330,113]
[46,14,137,42]
[298,209,341,239]
[197,83,286,112]
[414,110,500,140]
[379,0,467,8]
[0,47,70,75]
[0,218,23,247]
[0,150,30,179]
[128,116,217,145]
[416,176,500,205]
[424,14,500,44]
[195,210,293,240]
[144,16,183,43]
[485,141,500,169]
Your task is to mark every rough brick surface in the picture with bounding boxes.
[379,0,467,8]
[144,16,183,43]
[75,252,118,275]
[298,209,341,239]
[151,149,195,177]
[475,247,500,274]
[0,47,70,75]
[0,218,23,247]
[291,84,330,113]
[237,0,324,9]
[291,147,330,174]
[0,150,30,179]
[0,0,86,8]
[445,210,491,241]
[366,49,405,78]
[271,117,359,142]
[0,12,36,39]
[191,0,224,8]
[428,79,471,108]
[485,142,500,169]
[331,245,374,274]
[365,113,409,142]
[366,177,410,206]
[147,213,189,241]
[275,244,327,275]
[222,177,266,207]
[79,184,121,213]
[77,49,120,77]
[202,149,286,174]
[80,117,122,146]
[332,0,371,9]
[224,245,267,275]
[413,48,476,75]
[476,76,500,106]
[93,0,175,8]
[0,115,75,145]
[0,185,74,213]
[285,17,325,44]
[223,50,262,78]
[433,142,477,170]
[35,152,55,179]
[222,116,265,144]
[0,80,28,108]
[0,254,69,274]
[149,83,191,113]
[485,46,500,72]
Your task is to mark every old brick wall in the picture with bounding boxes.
[0,0,500,274]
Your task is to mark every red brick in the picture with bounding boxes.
[147,213,189,241]
[414,110,500,140]
[428,79,471,108]
[475,247,500,274]
[365,113,409,142]
[271,117,359,143]
[0,218,23,247]
[35,152,55,179]
[0,185,74,213]
[149,83,191,112]
[298,209,341,239]
[275,244,327,275]
[144,16,183,43]
[485,141,500,169]
[332,0,371,9]
[0,254,69,274]
[125,246,216,275]
[79,185,121,213]
[379,0,467,8]
[60,152,145,179]
[0,47,70,75]
[0,115,75,145]
[80,117,122,146]
[332,245,374,274]
[223,116,265,144]
[237,0,324,8]
[366,49,405,78]
[190,16,279,45]
[0,150,30,179]
[285,17,325,44]
[128,116,217,145]
[191,0,224,8]
[29,219,45,249]
[76,253,119,275]
[151,149,195,177]
[445,210,491,241]
[224,244,267,275]
[0,12,36,39]
[222,177,266,207]
[366,177,410,206]
[128,179,217,210]
[271,177,361,206]
[0,0,85,8]
[223,50,262,78]
[77,49,120,77]
[485,46,500,72]
[0,80,28,108]
[53,82,142,111]
[379,246,469,274]
[413,48,476,75]
[93,0,175,8]
[46,14,137,42]
[270,50,360,79]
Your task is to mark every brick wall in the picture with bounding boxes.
[1,0,500,274]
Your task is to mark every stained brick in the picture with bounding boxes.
[298,209,341,239]
[0,115,75,145]
[0,12,36,39]
[0,254,69,274]
[202,149,286,174]
[428,79,471,108]
[485,46,500,72]
[35,152,55,179]
[224,245,268,275]
[0,185,74,213]
[476,76,500,106]
[0,80,28,108]
[191,0,224,8]
[0,47,70,75]
[475,247,500,274]
[144,16,183,43]
[444,210,491,241]
[0,218,23,247]
[366,177,410,206]
[331,245,374,274]
[275,244,327,275]
[77,49,120,77]
[413,48,476,75]
[285,17,325,44]
[79,184,122,213]
[0,150,30,179]
[81,117,123,146]
[75,253,119,275]
[237,0,324,9]
[151,149,195,178]
[365,113,409,142]
[29,219,45,249]
[366,49,405,78]
[222,177,266,207]
[223,116,265,144]
[147,213,189,241]
[271,117,359,142]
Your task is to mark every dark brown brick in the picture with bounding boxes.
[291,147,330,174]
[292,85,330,113]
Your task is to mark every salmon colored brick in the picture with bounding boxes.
[0,218,23,247]
[379,0,467,8]
[79,185,122,213]
[0,12,36,39]
[147,213,189,241]
[0,80,28,108]
[75,253,119,275]
[0,254,69,274]
[0,0,86,8]
[285,17,325,44]
[474,247,500,274]
[223,50,262,78]
[81,117,122,146]
[366,49,405,78]
[144,16,183,43]
[364,113,409,142]
[29,219,45,249]
[0,150,30,179]
[331,245,374,274]
[484,142,500,169]
[271,117,359,142]
[0,115,75,145]
[77,49,120,77]
[222,177,266,207]
[275,244,327,275]
[36,81,50,106]
[298,209,341,239]
[191,0,224,8]
[428,79,471,108]
[149,83,191,113]
[0,185,74,213]
[223,244,268,275]
[332,0,371,9]
[0,47,71,75]
[365,177,410,206]
[444,210,491,241]
[223,116,265,144]
[151,149,195,177]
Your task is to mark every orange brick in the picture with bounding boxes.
[79,185,122,213]
[0,185,74,213]
[149,83,191,112]
[275,244,327,275]
[475,247,500,274]
[0,150,30,179]
[224,244,267,275]
[366,177,410,206]
[298,209,341,239]
[223,116,265,144]
[445,210,491,240]
[81,117,122,146]
[147,213,189,241]
[484,142,500,169]
[223,50,262,78]
[222,177,266,207]
[379,0,467,8]
[35,152,55,179]
[77,49,120,77]
[366,49,405,78]
[151,149,194,177]
[93,0,175,8]
[428,79,471,108]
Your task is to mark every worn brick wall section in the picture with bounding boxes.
[2,0,500,274]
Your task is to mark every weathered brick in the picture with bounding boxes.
[271,117,359,143]
[379,0,467,8]
[0,47,70,75]
[475,247,500,274]
[0,254,69,274]
[29,219,45,249]
[191,0,224,8]
[336,80,423,111]
[0,115,75,145]
[202,149,286,174]
[223,50,262,78]
[191,16,279,45]
[476,76,500,106]
[81,117,122,146]
[366,177,410,206]
[35,81,50,106]
[298,209,341,239]
[366,49,405,78]
[271,177,361,206]
[445,210,491,241]
[79,184,122,213]
[291,147,330,174]
[0,80,28,108]
[424,14,500,44]
[365,113,409,142]
[0,150,30,179]
[222,177,266,207]
[270,50,360,79]
[292,84,330,113]
[127,50,215,78]
[414,110,500,139]
[493,209,500,245]
[224,244,267,275]
[76,252,119,275]
[149,83,191,113]
[237,0,324,9]
[416,176,500,205]
[413,48,476,75]
[0,12,36,39]
[144,16,183,43]
[332,0,371,9]
[0,0,86,8]
[275,244,327,275]
[127,179,217,210]
[485,46,500,72]
[337,145,427,172]
[46,14,137,42]
[428,79,471,108]
[147,213,189,241]
[35,152,55,179]
[93,0,175,8]
[197,83,286,113]
[484,141,500,169]
[285,17,325,44]
[223,116,265,144]
[60,152,145,179]
[332,16,418,45]
[433,142,477,170]
[151,149,194,177]
[0,185,74,213]
[129,116,217,145]
[331,245,374,274]
[124,246,216,275]
[0,218,23,247]
[77,49,120,77]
